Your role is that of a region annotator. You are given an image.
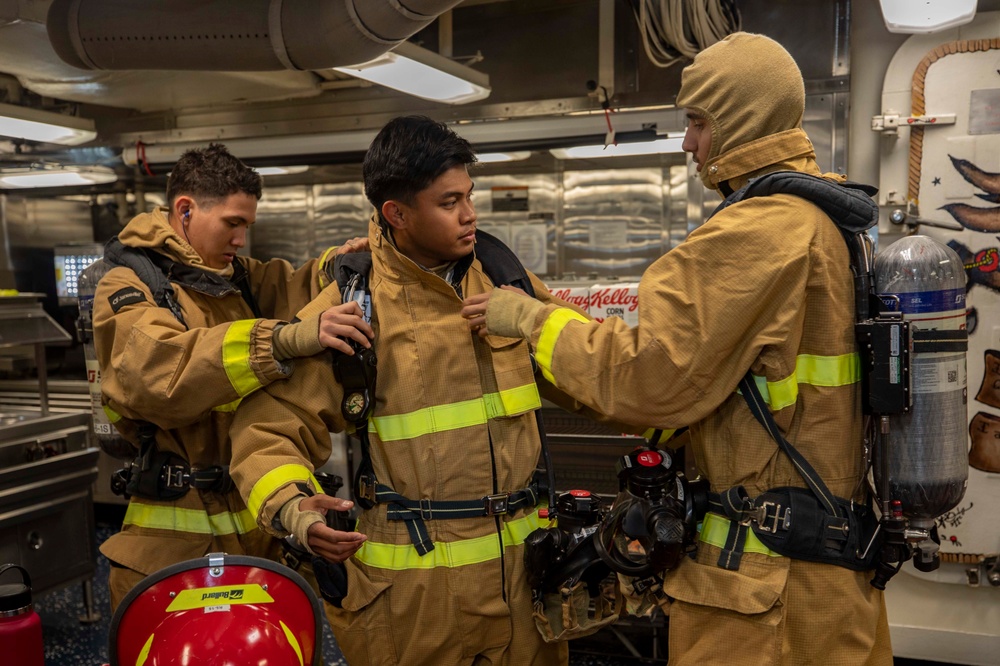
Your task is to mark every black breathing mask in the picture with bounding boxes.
[593,446,709,578]
[523,490,610,599]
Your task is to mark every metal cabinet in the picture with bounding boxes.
[0,294,101,620]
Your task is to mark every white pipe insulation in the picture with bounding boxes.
[46,0,464,71]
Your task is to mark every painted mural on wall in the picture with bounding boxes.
[901,37,1000,562]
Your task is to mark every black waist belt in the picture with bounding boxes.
[164,462,233,493]
[369,480,540,556]
[707,486,880,572]
[120,450,233,501]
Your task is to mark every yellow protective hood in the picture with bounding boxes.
[118,206,233,276]
[676,32,807,192]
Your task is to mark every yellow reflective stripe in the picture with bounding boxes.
[797,352,861,387]
[136,634,155,666]
[699,512,782,558]
[750,352,861,411]
[371,384,541,443]
[103,404,122,423]
[496,383,542,416]
[355,508,547,571]
[247,464,322,518]
[643,428,676,446]
[535,308,589,384]
[212,397,243,413]
[222,319,263,397]
[124,503,258,536]
[280,621,305,666]
[317,245,338,289]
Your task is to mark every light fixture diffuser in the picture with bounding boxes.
[0,165,117,189]
[0,102,97,146]
[550,136,685,160]
[477,151,531,164]
[255,165,310,176]
[333,41,490,105]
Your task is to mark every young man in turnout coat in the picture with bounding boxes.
[228,116,623,666]
[462,33,892,665]
[95,143,370,609]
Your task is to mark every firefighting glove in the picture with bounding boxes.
[279,495,326,556]
[486,288,545,339]
[272,315,323,361]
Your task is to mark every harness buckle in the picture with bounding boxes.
[484,492,511,515]
[163,464,189,490]
[356,474,376,504]
[754,500,791,534]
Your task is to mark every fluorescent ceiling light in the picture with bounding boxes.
[0,165,117,189]
[333,41,490,105]
[0,102,97,146]
[256,165,310,176]
[477,151,531,164]
[550,136,685,160]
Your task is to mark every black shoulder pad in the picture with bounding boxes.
[475,229,535,298]
[713,171,879,239]
[102,237,186,326]
[333,251,374,293]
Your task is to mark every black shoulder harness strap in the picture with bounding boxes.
[329,232,555,556]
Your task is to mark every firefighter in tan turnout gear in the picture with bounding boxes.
[95,143,372,609]
[228,116,622,666]
[463,33,893,665]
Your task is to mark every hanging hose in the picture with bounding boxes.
[627,0,741,68]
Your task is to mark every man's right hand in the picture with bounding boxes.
[317,301,374,354]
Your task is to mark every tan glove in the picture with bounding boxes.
[272,314,323,361]
[486,287,545,339]
[278,495,327,555]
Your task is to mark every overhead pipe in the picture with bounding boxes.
[46,0,463,71]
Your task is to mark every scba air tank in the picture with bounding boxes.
[873,235,969,526]
[78,258,133,460]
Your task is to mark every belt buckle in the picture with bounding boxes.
[754,501,789,534]
[357,474,376,503]
[484,492,510,515]
[163,464,189,490]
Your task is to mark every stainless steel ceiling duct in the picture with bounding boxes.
[46,0,463,71]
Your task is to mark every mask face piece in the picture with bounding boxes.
[594,447,705,578]
[522,490,622,643]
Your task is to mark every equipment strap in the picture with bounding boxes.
[374,482,540,556]
[739,372,838,515]
[911,328,968,354]
[708,372,843,570]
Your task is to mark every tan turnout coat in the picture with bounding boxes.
[508,127,891,665]
[96,207,330,594]
[229,218,616,666]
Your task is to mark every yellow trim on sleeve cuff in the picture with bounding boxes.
[222,319,265,397]
[535,308,590,385]
[247,463,322,518]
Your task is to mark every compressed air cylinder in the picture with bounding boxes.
[873,235,968,523]
[78,259,134,460]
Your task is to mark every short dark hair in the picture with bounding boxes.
[362,116,477,215]
[165,143,262,208]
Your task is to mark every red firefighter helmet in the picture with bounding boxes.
[109,553,324,666]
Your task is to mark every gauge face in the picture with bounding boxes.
[345,392,366,416]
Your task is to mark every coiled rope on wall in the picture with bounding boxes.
[907,38,1000,208]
